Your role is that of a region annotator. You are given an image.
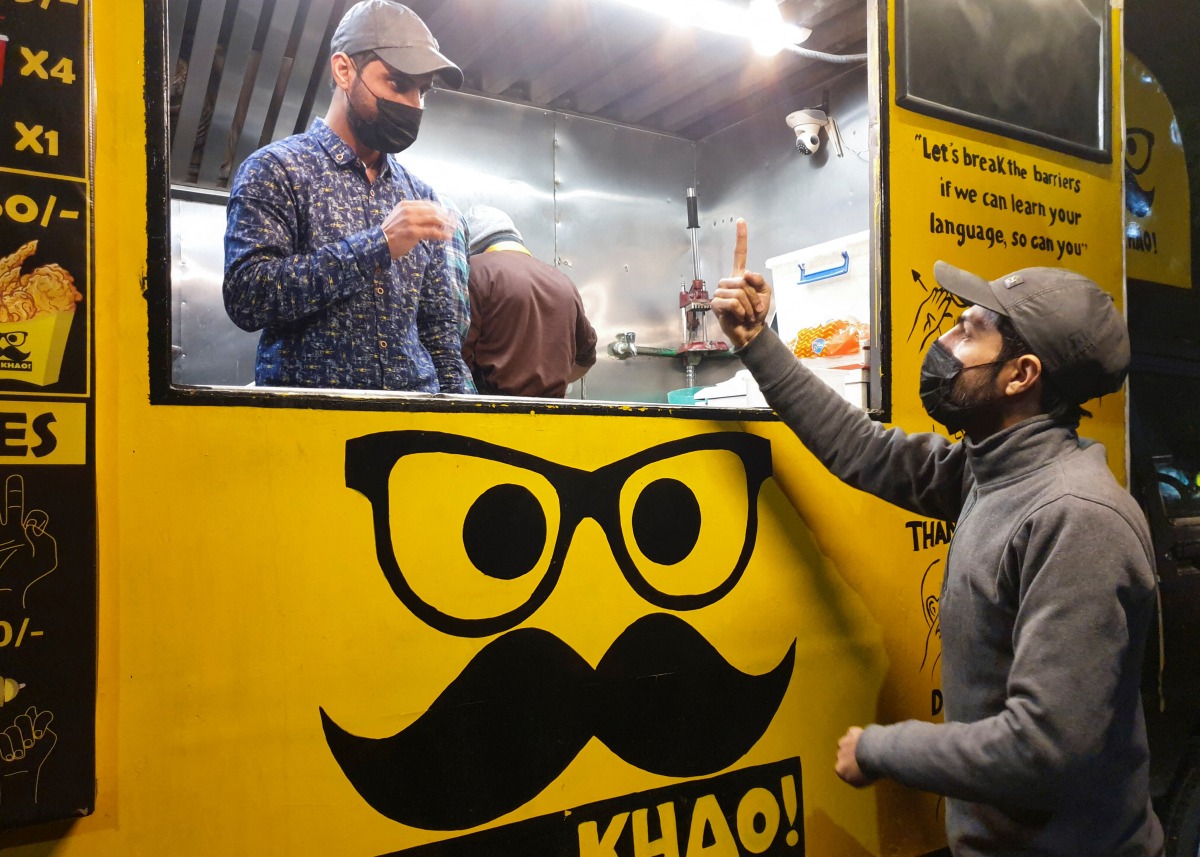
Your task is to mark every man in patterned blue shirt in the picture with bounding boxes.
[223,0,472,392]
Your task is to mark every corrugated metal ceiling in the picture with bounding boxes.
[167,0,868,189]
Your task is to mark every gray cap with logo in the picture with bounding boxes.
[933,261,1130,404]
[331,0,464,90]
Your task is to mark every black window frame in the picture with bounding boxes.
[894,0,1113,165]
[143,0,893,423]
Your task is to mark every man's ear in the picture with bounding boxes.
[1006,353,1042,395]
[330,52,355,92]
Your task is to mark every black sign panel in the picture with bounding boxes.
[0,0,90,398]
[0,463,95,826]
[383,759,805,857]
[0,0,95,830]
[0,171,89,395]
[0,0,88,179]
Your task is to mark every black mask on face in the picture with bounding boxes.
[919,340,1008,433]
[346,64,424,155]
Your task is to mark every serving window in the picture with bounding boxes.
[147,0,879,415]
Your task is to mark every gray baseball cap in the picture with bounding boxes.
[933,261,1130,404]
[331,0,464,90]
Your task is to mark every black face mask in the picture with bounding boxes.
[347,66,424,155]
[919,340,1007,433]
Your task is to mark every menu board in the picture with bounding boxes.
[0,0,96,828]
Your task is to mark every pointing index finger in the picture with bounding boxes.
[731,218,748,277]
[5,475,23,530]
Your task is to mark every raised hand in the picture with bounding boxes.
[0,706,56,805]
[0,475,57,609]
[711,219,773,348]
[381,200,457,260]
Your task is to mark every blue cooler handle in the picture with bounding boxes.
[798,251,849,284]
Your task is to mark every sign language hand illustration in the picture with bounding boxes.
[0,706,56,805]
[0,475,58,608]
[907,268,969,351]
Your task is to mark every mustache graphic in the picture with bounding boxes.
[321,612,795,831]
[0,346,29,362]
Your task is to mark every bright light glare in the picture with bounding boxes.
[609,0,811,54]
[749,0,787,56]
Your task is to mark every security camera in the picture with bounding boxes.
[786,109,827,155]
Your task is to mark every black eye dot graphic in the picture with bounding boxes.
[463,484,547,580]
[1126,129,1153,173]
[633,478,701,566]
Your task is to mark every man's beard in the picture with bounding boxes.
[944,362,1006,429]
[951,363,1002,408]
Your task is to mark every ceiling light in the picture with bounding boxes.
[749,0,788,56]
[607,0,811,53]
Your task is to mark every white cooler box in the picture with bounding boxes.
[765,230,871,410]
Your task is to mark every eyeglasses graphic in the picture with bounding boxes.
[345,431,773,638]
[1125,127,1154,175]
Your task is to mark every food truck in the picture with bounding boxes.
[0,0,1195,854]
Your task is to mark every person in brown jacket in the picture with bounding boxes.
[462,205,597,397]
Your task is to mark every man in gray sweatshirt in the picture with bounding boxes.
[712,221,1164,856]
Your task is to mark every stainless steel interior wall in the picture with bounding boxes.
[551,115,705,402]
[695,66,873,306]
[173,193,252,386]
